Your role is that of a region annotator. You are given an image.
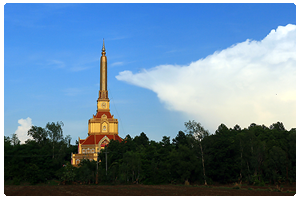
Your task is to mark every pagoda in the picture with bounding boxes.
[71,40,122,166]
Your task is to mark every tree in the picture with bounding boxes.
[60,162,76,184]
[123,151,142,183]
[236,132,245,183]
[76,159,97,184]
[27,126,48,145]
[64,135,72,148]
[172,131,188,148]
[233,124,242,131]
[287,128,296,183]
[5,121,76,184]
[215,123,230,135]
[169,144,197,184]
[46,121,64,159]
[133,132,149,147]
[11,134,20,146]
[184,120,210,185]
[270,122,286,131]
[161,136,171,147]
[267,146,286,183]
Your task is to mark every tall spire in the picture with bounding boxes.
[102,38,106,54]
[99,38,108,100]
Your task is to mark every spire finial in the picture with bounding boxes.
[102,38,106,52]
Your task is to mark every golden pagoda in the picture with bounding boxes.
[71,39,122,166]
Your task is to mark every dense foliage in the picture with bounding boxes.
[4,122,77,184]
[4,121,296,186]
[96,121,296,185]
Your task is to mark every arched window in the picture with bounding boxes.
[76,159,80,164]
[82,149,85,153]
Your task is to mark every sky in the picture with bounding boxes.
[3,3,296,144]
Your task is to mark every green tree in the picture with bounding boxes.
[236,132,245,183]
[27,126,48,145]
[161,136,171,146]
[76,159,97,184]
[287,128,296,182]
[215,123,230,135]
[184,120,210,185]
[5,121,75,184]
[172,131,189,148]
[46,121,64,159]
[169,144,197,184]
[11,133,20,146]
[270,122,285,131]
[133,132,149,147]
[4,136,13,181]
[122,151,142,183]
[60,162,76,184]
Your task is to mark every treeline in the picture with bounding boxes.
[94,121,296,185]
[4,121,296,186]
[4,122,77,184]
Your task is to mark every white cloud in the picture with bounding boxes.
[116,24,296,132]
[15,117,33,144]
[111,61,124,67]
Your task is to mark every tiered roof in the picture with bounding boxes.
[81,134,122,145]
[93,111,113,119]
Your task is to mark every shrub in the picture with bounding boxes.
[232,182,241,189]
[12,177,21,185]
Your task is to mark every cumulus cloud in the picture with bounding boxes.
[15,117,33,144]
[116,24,296,132]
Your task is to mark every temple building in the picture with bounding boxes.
[71,40,122,166]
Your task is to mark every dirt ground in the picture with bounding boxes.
[4,184,296,196]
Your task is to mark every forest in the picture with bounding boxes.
[4,120,296,186]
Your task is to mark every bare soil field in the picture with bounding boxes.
[4,184,296,196]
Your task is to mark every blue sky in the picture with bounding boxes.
[4,3,296,144]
